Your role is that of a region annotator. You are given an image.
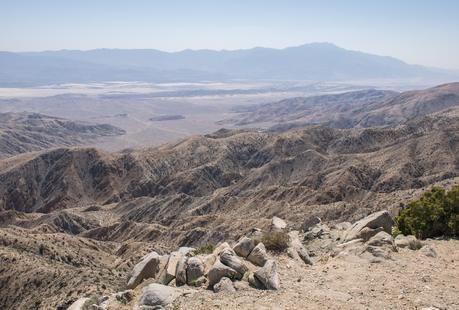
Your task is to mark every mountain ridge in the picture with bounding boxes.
[223,82,459,129]
[2,43,457,86]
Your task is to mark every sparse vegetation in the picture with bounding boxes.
[391,226,402,238]
[395,186,459,239]
[261,231,290,253]
[193,243,215,255]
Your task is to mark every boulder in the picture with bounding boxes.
[219,249,248,276]
[252,260,280,290]
[68,298,89,310]
[354,227,384,242]
[175,255,188,286]
[288,231,313,265]
[186,257,204,285]
[178,247,195,255]
[213,242,232,256]
[363,231,397,263]
[343,210,394,242]
[202,253,217,275]
[248,272,265,289]
[155,255,170,285]
[366,231,395,248]
[271,216,287,231]
[395,235,423,250]
[213,277,236,293]
[160,251,182,285]
[207,260,238,287]
[233,237,255,258]
[126,251,161,289]
[138,283,180,307]
[247,242,268,266]
[420,245,437,258]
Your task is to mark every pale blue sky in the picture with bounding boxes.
[1,0,458,69]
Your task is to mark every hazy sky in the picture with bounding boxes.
[1,0,459,69]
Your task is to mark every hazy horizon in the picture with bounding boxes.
[2,0,459,70]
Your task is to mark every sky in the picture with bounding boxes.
[1,0,459,69]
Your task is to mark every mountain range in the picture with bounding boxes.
[222,82,459,129]
[0,112,125,158]
[0,82,458,308]
[1,43,458,86]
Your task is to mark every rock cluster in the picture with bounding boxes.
[68,212,440,309]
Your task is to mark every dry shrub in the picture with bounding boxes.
[261,231,289,253]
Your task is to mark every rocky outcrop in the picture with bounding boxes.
[214,277,236,293]
[207,260,239,287]
[395,235,423,250]
[219,249,248,277]
[249,260,280,290]
[161,251,181,285]
[186,257,205,286]
[288,231,313,265]
[175,255,188,286]
[233,237,255,258]
[247,242,268,266]
[342,211,394,242]
[126,251,161,289]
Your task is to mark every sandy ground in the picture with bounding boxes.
[170,239,458,310]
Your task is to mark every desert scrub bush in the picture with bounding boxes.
[261,231,290,253]
[391,226,402,238]
[193,243,215,255]
[395,186,459,239]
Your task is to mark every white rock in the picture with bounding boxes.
[219,248,248,276]
[247,242,268,266]
[343,210,394,242]
[175,255,188,286]
[233,236,255,258]
[252,260,280,290]
[366,231,395,248]
[207,260,238,287]
[288,231,313,265]
[420,245,437,258]
[271,216,287,231]
[161,251,182,285]
[213,277,236,293]
[213,242,232,256]
[186,257,204,285]
[126,251,161,289]
[395,235,423,250]
[68,298,89,310]
[138,283,180,307]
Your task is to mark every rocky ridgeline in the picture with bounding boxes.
[67,211,435,309]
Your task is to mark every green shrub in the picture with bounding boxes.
[261,231,290,253]
[395,186,459,239]
[391,226,402,238]
[193,243,215,255]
